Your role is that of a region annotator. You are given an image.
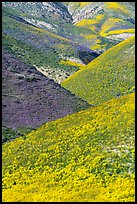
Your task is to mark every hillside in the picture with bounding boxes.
[66,2,135,51]
[2,49,90,142]
[2,2,135,202]
[3,2,135,53]
[2,2,73,23]
[2,93,135,202]
[2,2,135,85]
[2,2,91,47]
[67,2,135,23]
[62,36,135,105]
[2,6,100,83]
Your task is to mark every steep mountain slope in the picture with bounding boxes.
[65,2,135,51]
[2,2,73,23]
[2,6,99,83]
[2,3,92,47]
[2,49,90,142]
[62,36,135,105]
[2,93,135,202]
[3,2,135,53]
[68,2,135,24]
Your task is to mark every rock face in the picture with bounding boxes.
[2,50,90,130]
[66,2,135,24]
[2,2,73,23]
[3,2,135,54]
[71,2,104,24]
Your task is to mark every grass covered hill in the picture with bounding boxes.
[62,36,135,106]
[2,93,135,202]
[2,2,135,202]
[2,49,90,142]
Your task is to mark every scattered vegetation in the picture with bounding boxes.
[105,2,129,14]
[73,2,134,51]
[64,2,91,12]
[100,18,124,36]
[59,60,85,69]
[104,28,135,37]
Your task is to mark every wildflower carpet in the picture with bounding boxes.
[2,93,135,202]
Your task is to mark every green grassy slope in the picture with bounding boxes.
[62,36,135,105]
[2,93,135,202]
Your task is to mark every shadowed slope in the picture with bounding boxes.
[2,50,90,131]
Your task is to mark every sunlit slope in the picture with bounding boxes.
[2,93,135,202]
[62,36,135,105]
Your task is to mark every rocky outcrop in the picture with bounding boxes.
[66,2,135,24]
[71,2,104,24]
[2,2,73,23]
